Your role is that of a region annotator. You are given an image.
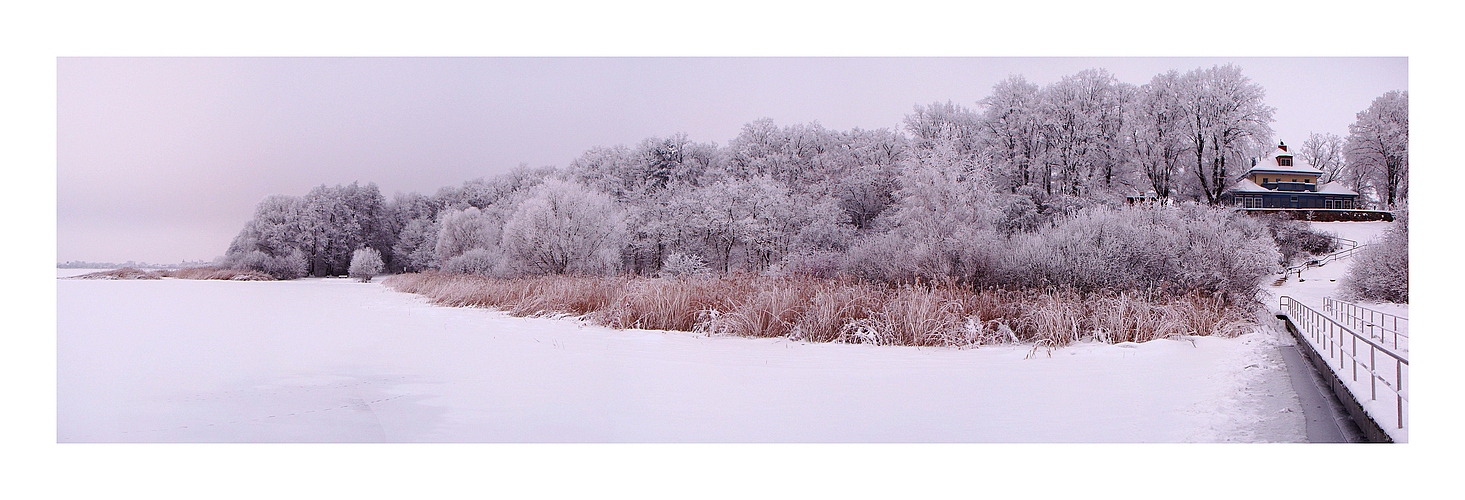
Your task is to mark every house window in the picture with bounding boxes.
[1279,157,1292,166]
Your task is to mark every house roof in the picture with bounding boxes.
[1245,143,1323,176]
[1227,178,1270,193]
[1316,182,1359,196]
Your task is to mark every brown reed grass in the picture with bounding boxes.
[170,267,276,281]
[68,267,167,280]
[383,272,1260,348]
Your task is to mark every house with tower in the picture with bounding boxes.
[1221,142,1360,210]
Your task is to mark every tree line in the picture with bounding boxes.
[222,64,1406,303]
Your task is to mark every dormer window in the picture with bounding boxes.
[1278,157,1292,166]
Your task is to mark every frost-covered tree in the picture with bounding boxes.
[847,135,1000,283]
[297,182,391,276]
[1036,69,1135,197]
[434,207,499,265]
[1347,91,1408,208]
[1299,132,1347,184]
[222,195,312,279]
[1129,70,1188,200]
[905,102,983,170]
[435,166,553,212]
[978,76,1045,193]
[1177,65,1275,204]
[391,217,440,272]
[349,247,385,282]
[834,128,906,229]
[635,134,722,193]
[500,179,625,275]
[567,145,644,201]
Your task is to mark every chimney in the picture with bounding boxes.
[1278,141,1287,152]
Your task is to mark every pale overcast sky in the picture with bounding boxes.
[57,57,1406,264]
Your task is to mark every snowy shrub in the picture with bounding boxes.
[441,248,507,277]
[995,204,1277,303]
[1262,215,1337,265]
[501,179,625,276]
[1341,214,1408,303]
[349,247,385,282]
[777,251,846,279]
[227,248,307,280]
[996,193,1045,236]
[659,252,712,279]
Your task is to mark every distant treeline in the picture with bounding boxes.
[222,65,1407,305]
[58,260,212,269]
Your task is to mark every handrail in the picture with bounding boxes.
[1283,242,1369,277]
[1280,296,1408,435]
[1323,296,1408,352]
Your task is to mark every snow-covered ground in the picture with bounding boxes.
[58,276,1305,442]
[1266,221,1408,320]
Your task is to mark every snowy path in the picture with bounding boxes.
[1263,221,1408,441]
[58,277,1305,442]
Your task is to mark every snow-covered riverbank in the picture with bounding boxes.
[59,276,1304,442]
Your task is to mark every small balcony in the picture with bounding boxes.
[1261,181,1316,192]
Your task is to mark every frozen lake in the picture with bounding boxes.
[58,276,1305,442]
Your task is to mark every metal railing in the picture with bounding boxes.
[1281,296,1408,433]
[1323,296,1408,353]
[1282,237,1364,277]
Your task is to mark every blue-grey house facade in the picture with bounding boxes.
[1220,142,1360,209]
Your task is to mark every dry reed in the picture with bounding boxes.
[383,272,1260,348]
[170,267,276,281]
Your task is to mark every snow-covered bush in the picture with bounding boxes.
[996,192,1045,236]
[777,251,846,279]
[440,248,507,277]
[349,247,385,282]
[1341,214,1408,303]
[227,248,307,280]
[996,204,1277,302]
[1262,214,1337,265]
[501,179,625,276]
[659,252,712,278]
